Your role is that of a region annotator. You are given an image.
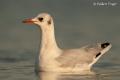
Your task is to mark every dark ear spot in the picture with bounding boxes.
[95,52,101,58]
[47,19,51,25]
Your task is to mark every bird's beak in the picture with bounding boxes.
[22,19,37,24]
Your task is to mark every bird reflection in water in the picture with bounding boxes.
[37,71,101,80]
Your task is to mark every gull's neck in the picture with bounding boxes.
[40,23,60,55]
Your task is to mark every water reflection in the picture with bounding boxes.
[38,71,100,80]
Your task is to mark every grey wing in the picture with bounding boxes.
[56,45,102,68]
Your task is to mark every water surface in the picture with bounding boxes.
[0,0,120,80]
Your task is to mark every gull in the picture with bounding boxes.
[23,13,112,73]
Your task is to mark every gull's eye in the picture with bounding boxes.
[38,17,43,22]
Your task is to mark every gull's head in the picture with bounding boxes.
[23,13,53,28]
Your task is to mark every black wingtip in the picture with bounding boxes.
[101,42,110,49]
[95,52,101,58]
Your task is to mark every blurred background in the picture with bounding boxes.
[0,0,120,80]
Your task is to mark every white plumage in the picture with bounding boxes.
[23,13,112,73]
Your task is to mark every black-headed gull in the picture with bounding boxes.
[23,13,112,73]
